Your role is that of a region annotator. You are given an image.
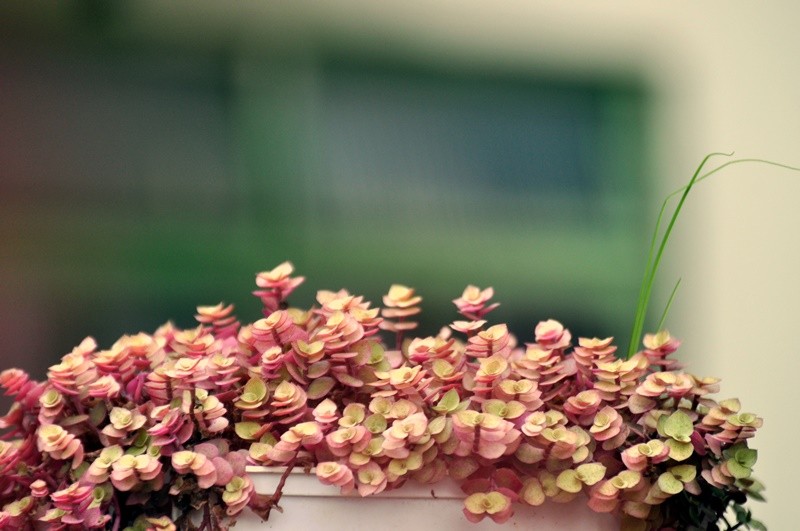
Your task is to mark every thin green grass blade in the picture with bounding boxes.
[629,194,671,356]
[666,158,800,201]
[626,152,731,359]
[656,277,681,333]
[626,155,800,359]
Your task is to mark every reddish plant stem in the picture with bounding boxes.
[472,425,481,454]
[627,424,646,439]
[395,330,404,351]
[267,453,298,516]
[271,328,282,349]
[209,500,220,530]
[72,396,105,441]
[199,501,212,531]
[111,494,122,531]
[542,444,553,462]
[691,396,700,412]
[576,370,589,392]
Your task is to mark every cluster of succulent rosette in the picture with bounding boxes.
[0,262,765,530]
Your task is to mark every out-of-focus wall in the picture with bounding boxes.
[1,2,798,527]
[0,1,652,369]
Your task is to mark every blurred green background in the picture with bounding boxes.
[0,2,651,384]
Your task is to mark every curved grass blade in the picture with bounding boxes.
[626,152,730,359]
[656,278,681,333]
[626,155,800,359]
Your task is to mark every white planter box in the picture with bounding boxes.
[239,467,619,530]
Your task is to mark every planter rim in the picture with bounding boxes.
[242,466,619,530]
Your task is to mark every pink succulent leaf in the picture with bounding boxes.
[460,478,492,496]
[463,491,513,524]
[534,320,572,350]
[223,475,255,516]
[316,462,355,494]
[0,266,766,531]
[453,285,498,319]
[493,468,524,495]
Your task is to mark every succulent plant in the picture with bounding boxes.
[0,261,765,530]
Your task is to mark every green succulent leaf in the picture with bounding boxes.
[89,402,107,427]
[575,463,606,486]
[725,458,753,479]
[614,470,642,489]
[90,486,106,507]
[369,342,386,364]
[665,439,694,461]
[239,376,267,403]
[307,376,336,400]
[464,491,510,515]
[364,413,387,434]
[6,497,33,517]
[737,477,766,502]
[481,399,507,417]
[733,504,751,524]
[433,389,461,413]
[661,410,693,442]
[428,415,447,435]
[40,508,67,522]
[521,478,545,506]
[342,404,366,424]
[657,472,684,495]
[307,361,331,379]
[555,469,582,493]
[125,436,150,455]
[234,422,262,440]
[668,464,696,483]
[735,446,758,468]
[256,432,277,446]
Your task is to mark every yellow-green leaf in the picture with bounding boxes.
[449,458,479,480]
[665,439,693,461]
[427,415,445,435]
[556,470,583,493]
[521,478,545,506]
[657,472,684,495]
[668,464,696,483]
[234,422,262,440]
[433,389,461,413]
[661,410,693,442]
[307,361,331,379]
[734,446,758,468]
[515,443,545,464]
[342,404,366,424]
[238,376,267,405]
[615,470,642,489]
[364,413,387,434]
[576,463,606,486]
[307,377,336,400]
